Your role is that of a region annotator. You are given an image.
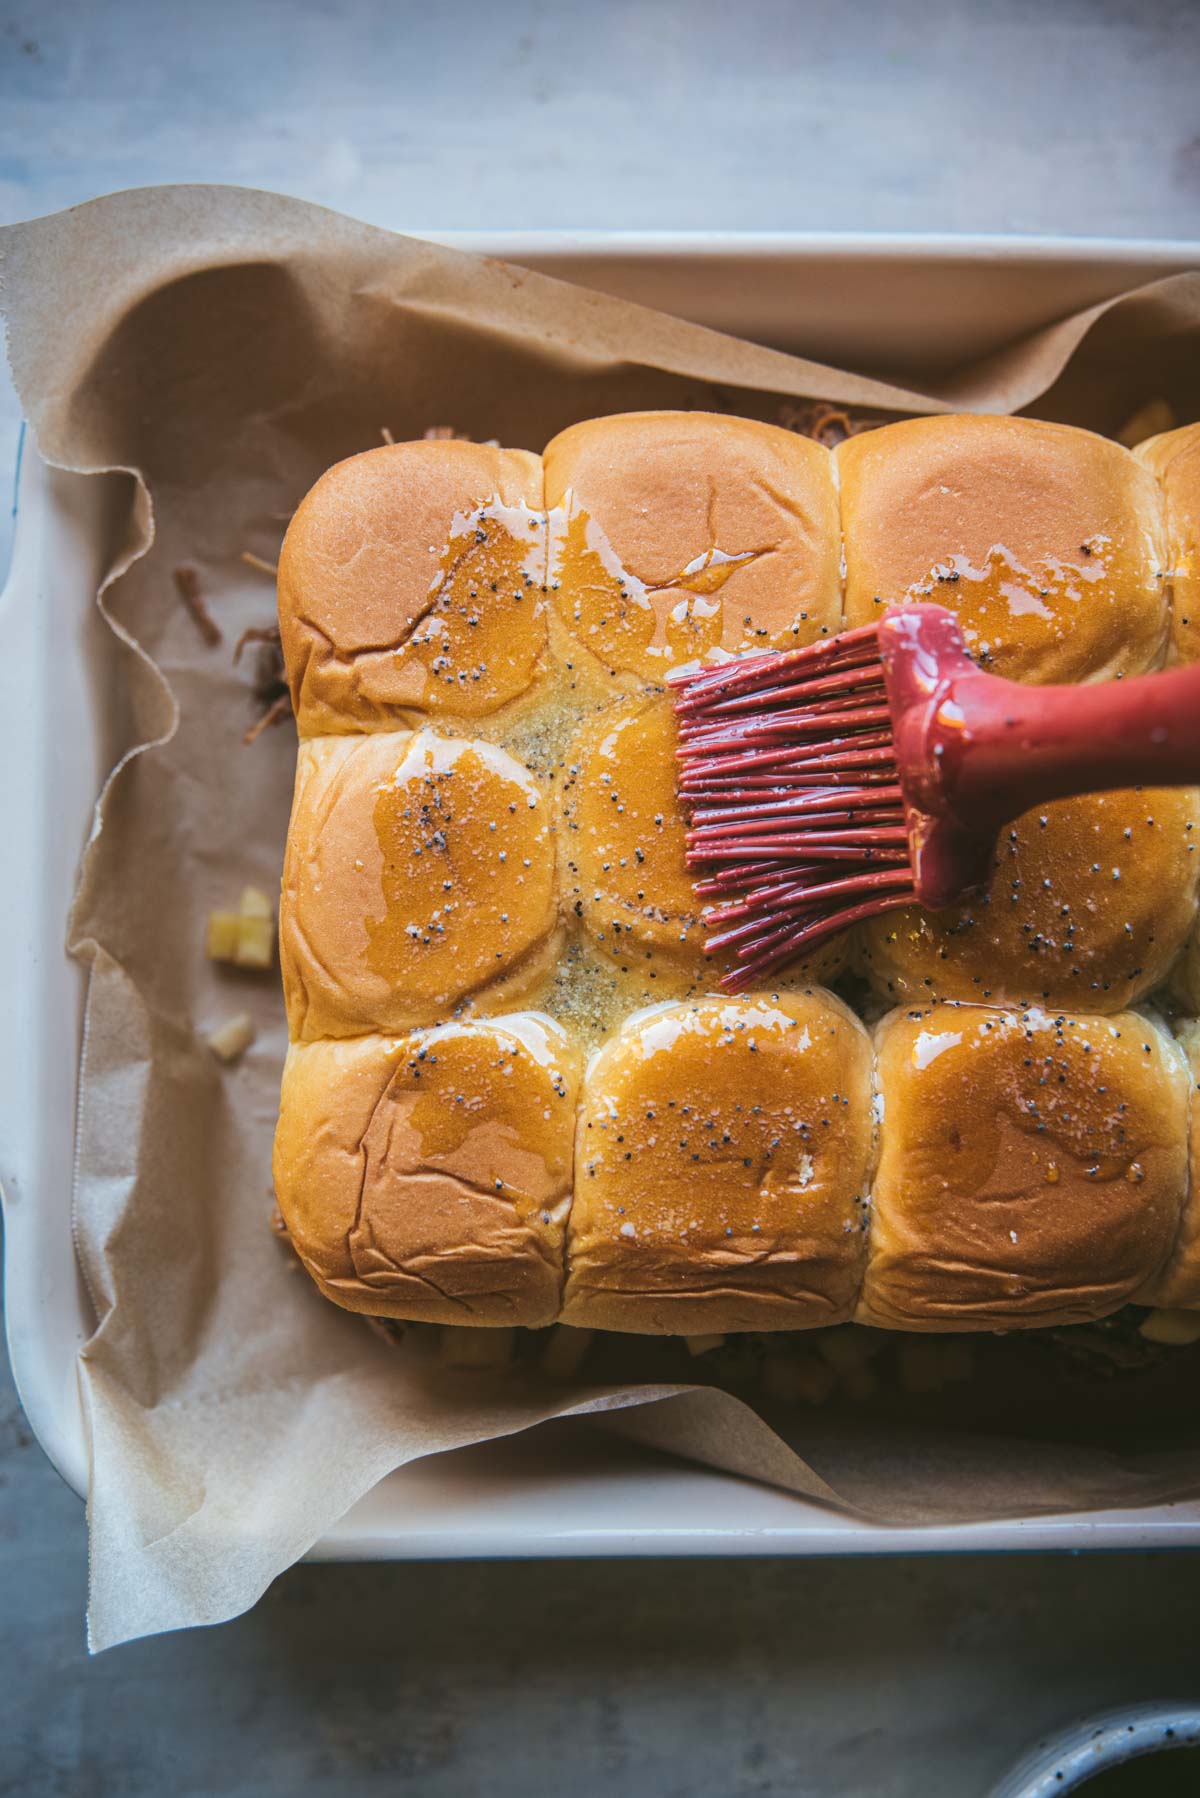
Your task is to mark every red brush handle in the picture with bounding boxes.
[880,606,1200,909]
[939,664,1200,807]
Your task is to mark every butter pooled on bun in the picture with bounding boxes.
[274,1016,579,1324]
[544,411,842,680]
[562,993,874,1334]
[859,1004,1189,1330]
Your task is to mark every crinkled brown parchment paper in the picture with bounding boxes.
[3,186,1200,1651]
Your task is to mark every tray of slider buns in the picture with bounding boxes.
[270,410,1200,1343]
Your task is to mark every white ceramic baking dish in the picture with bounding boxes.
[6,234,1200,1558]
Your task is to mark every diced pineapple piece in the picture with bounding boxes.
[234,913,275,969]
[205,910,242,961]
[239,885,274,920]
[206,1012,256,1063]
[207,884,277,969]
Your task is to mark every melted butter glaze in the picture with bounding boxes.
[839,415,1171,690]
[864,1004,1188,1327]
[536,932,729,1054]
[389,500,548,716]
[895,538,1161,684]
[581,995,865,1214]
[859,785,1200,1011]
[565,992,874,1328]
[547,498,804,681]
[560,695,703,964]
[368,1015,579,1224]
[557,692,846,1007]
[900,1009,1149,1192]
[365,733,557,1003]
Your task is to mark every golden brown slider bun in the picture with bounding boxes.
[838,415,1170,684]
[1137,1018,1200,1310]
[543,412,842,681]
[274,1016,579,1323]
[562,992,874,1333]
[278,441,547,736]
[280,731,560,1038]
[1135,422,1200,664]
[560,693,844,991]
[858,786,1200,1012]
[1169,927,1200,1015]
[858,1003,1189,1330]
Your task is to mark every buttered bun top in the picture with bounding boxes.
[562,992,874,1334]
[273,411,1200,1332]
[274,995,1200,1331]
[861,1004,1189,1330]
[275,1015,579,1325]
[542,412,842,678]
[838,414,1170,684]
[278,442,547,735]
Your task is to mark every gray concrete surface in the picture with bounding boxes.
[4,1342,1200,1797]
[3,1,1200,1792]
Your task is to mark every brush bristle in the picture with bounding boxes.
[671,625,917,991]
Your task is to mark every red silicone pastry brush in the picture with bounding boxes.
[670,604,1200,993]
